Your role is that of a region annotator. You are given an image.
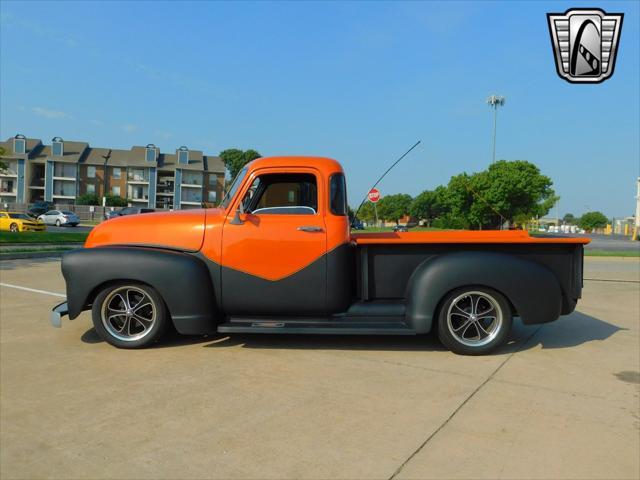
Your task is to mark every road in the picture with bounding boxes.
[0,257,638,479]
[581,233,640,253]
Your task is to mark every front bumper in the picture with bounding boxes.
[50,301,69,328]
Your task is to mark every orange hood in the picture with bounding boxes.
[85,209,223,251]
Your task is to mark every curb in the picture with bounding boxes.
[0,243,84,248]
[1,251,67,260]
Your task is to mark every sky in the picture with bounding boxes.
[1,0,638,218]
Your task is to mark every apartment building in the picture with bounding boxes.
[1,135,225,209]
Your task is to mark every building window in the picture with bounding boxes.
[146,144,156,162]
[87,166,96,178]
[87,184,95,194]
[178,146,189,165]
[54,163,76,178]
[128,168,148,182]
[14,134,26,154]
[208,190,217,203]
[209,175,218,188]
[112,185,121,196]
[52,137,64,156]
[113,167,121,179]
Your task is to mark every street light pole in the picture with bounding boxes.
[486,95,506,163]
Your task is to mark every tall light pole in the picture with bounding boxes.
[487,95,506,163]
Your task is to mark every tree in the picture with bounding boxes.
[219,148,261,180]
[578,211,608,231]
[356,201,377,223]
[0,146,8,173]
[377,193,413,224]
[76,194,100,206]
[410,186,449,226]
[104,194,128,207]
[442,160,558,230]
[563,213,576,225]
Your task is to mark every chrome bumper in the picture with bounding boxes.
[50,301,69,328]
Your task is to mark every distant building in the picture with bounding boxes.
[0,135,225,209]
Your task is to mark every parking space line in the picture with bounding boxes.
[0,283,66,298]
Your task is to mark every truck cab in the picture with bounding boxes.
[53,156,590,355]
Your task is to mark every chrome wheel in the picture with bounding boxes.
[9,223,18,232]
[101,286,156,342]
[446,291,503,347]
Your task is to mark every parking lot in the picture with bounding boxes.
[1,256,638,479]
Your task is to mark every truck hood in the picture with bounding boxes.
[85,209,224,251]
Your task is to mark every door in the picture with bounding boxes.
[221,169,327,315]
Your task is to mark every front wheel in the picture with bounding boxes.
[92,283,169,348]
[9,223,19,232]
[437,287,512,355]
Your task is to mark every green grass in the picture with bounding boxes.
[0,231,89,244]
[584,250,640,257]
[0,246,76,254]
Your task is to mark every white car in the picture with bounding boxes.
[38,210,80,227]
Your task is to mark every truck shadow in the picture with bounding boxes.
[80,311,623,354]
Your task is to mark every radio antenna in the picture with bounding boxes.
[352,140,421,226]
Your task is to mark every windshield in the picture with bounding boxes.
[221,167,248,209]
[9,213,31,220]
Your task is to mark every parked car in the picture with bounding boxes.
[27,201,56,219]
[38,210,80,227]
[52,156,590,355]
[393,225,409,232]
[106,207,155,220]
[0,211,46,232]
[351,219,365,230]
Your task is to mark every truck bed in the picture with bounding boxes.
[352,230,591,245]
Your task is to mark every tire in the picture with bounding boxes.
[91,282,169,349]
[55,219,61,227]
[9,223,19,232]
[437,286,512,355]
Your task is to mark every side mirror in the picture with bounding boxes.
[229,201,245,225]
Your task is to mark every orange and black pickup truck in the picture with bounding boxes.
[51,157,590,355]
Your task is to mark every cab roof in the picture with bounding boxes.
[247,156,344,175]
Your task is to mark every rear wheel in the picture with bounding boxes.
[92,283,169,349]
[437,287,512,355]
[9,223,19,232]
[55,219,61,227]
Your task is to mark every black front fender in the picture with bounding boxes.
[405,251,562,333]
[61,247,217,334]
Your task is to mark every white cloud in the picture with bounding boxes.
[32,107,68,119]
[121,124,138,133]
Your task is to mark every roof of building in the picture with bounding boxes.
[0,137,44,159]
[2,136,225,173]
[31,141,89,164]
[158,149,224,173]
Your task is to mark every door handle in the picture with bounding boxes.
[297,225,323,233]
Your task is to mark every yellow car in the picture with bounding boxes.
[0,211,46,232]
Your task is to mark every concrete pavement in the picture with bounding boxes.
[0,257,638,479]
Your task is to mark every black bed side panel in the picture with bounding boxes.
[62,247,217,334]
[404,251,563,333]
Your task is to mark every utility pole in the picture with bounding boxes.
[486,95,506,163]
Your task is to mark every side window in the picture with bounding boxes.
[0,213,7,218]
[329,173,347,216]
[248,174,318,215]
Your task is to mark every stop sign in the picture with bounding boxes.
[368,188,381,203]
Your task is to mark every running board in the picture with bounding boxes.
[218,317,415,335]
